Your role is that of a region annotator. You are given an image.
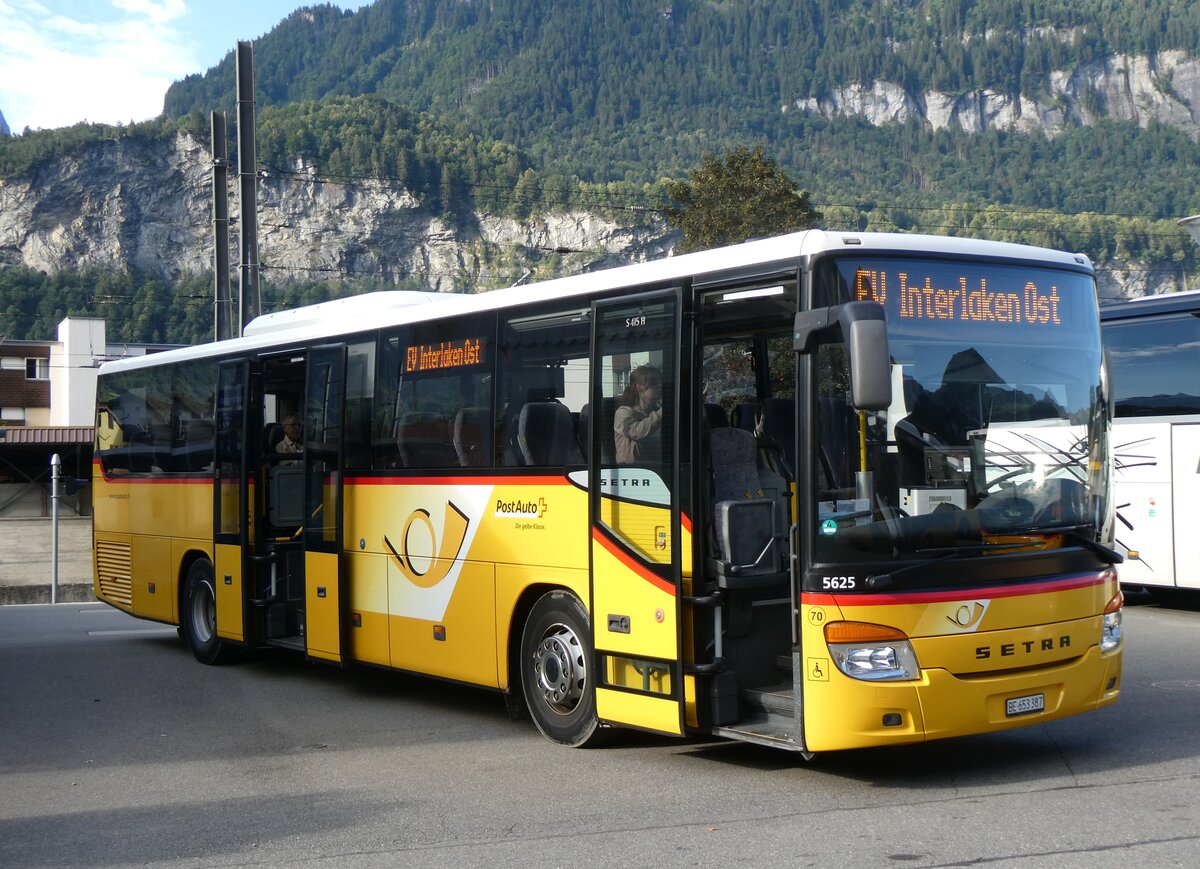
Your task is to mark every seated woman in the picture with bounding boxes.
[614,366,663,464]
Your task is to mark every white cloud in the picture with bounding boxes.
[111,0,186,24]
[0,0,199,132]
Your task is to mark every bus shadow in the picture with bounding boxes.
[147,616,1199,783]
[680,729,1097,786]
[1124,587,1200,612]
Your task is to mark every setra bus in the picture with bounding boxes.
[92,230,1123,753]
[1100,289,1200,596]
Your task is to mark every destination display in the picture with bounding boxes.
[404,337,485,373]
[852,268,1063,326]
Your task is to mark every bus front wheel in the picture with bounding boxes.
[182,558,238,665]
[520,590,605,747]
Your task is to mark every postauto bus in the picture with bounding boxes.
[92,231,1122,753]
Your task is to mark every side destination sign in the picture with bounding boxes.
[405,338,485,373]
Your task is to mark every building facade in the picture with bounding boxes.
[0,339,52,426]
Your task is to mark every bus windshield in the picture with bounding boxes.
[812,255,1110,567]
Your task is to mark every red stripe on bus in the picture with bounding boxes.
[95,474,212,485]
[346,474,573,486]
[592,528,677,597]
[802,573,1109,607]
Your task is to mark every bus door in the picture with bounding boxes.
[301,344,348,663]
[213,359,253,644]
[589,290,685,736]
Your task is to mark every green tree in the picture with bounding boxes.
[664,146,822,252]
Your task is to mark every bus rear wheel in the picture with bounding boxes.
[182,558,239,665]
[520,591,605,747]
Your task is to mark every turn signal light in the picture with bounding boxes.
[824,621,908,643]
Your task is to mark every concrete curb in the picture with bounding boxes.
[0,584,96,606]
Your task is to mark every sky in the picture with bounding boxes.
[0,0,372,134]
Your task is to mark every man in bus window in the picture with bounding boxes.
[277,414,303,454]
[614,365,663,464]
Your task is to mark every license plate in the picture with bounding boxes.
[1006,692,1045,717]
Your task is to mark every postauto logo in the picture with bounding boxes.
[494,497,548,519]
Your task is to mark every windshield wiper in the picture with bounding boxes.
[866,541,1040,590]
[1020,524,1124,564]
[866,525,1124,590]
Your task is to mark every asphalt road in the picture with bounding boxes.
[1,596,1198,869]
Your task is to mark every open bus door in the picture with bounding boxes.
[301,344,347,664]
[212,359,253,648]
[589,290,686,736]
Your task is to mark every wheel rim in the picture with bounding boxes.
[532,621,586,715]
[191,578,216,644]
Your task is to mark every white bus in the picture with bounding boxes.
[1101,290,1200,595]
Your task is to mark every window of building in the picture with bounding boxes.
[25,358,50,380]
[1,407,26,423]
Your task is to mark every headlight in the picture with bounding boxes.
[1101,591,1123,653]
[825,621,920,682]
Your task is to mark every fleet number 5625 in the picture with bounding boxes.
[822,576,856,590]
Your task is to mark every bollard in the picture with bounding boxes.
[50,453,60,605]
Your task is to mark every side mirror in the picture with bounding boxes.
[838,301,891,411]
[794,300,892,411]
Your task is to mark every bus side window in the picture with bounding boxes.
[376,317,494,470]
[498,304,590,468]
[95,406,129,475]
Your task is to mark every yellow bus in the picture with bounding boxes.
[92,230,1123,753]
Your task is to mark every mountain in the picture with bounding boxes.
[3,0,1200,344]
[161,1,1200,190]
[0,108,9,137]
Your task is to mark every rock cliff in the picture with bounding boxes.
[0,131,676,291]
[790,50,1200,140]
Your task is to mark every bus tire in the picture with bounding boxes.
[520,590,605,747]
[182,558,238,665]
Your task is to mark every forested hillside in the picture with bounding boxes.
[161,0,1200,193]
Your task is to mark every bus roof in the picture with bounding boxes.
[98,229,1093,375]
[1099,288,1200,321]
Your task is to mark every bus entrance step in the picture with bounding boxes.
[742,684,795,719]
[267,635,305,652]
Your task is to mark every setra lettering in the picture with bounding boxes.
[975,635,1071,660]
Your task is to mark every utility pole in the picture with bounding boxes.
[50,453,60,604]
[211,111,233,341]
[236,40,261,334]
